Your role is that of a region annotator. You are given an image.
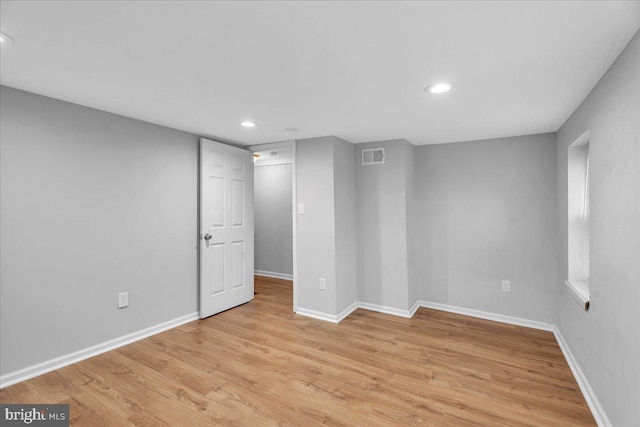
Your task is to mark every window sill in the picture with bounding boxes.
[565,280,590,311]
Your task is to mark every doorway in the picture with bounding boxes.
[248,141,297,312]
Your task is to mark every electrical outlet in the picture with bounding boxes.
[501,280,511,293]
[319,278,326,291]
[118,292,129,308]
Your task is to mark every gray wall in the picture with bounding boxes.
[333,137,358,314]
[556,30,640,426]
[296,136,358,317]
[355,140,412,311]
[0,86,199,376]
[415,134,558,324]
[295,137,337,314]
[254,164,293,276]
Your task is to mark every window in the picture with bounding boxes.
[566,131,590,310]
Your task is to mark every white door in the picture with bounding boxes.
[200,138,254,318]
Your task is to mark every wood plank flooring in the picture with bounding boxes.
[1,276,596,426]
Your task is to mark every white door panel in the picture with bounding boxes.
[200,138,254,318]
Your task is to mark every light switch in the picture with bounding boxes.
[298,203,305,215]
[501,280,511,293]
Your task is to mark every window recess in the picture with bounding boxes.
[567,130,590,311]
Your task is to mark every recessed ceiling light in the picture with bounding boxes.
[0,31,16,47]
[425,82,454,94]
[241,121,256,128]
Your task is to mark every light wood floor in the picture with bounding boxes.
[1,276,595,426]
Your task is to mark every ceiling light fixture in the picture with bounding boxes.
[425,82,454,94]
[0,31,16,47]
[241,121,256,128]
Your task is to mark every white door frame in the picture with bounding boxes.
[248,140,298,312]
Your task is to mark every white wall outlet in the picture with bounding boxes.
[501,280,511,293]
[298,203,305,215]
[118,292,129,308]
[319,278,326,291]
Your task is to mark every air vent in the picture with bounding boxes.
[362,148,385,165]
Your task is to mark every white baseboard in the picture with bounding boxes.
[357,302,414,318]
[0,312,199,389]
[254,270,293,280]
[296,307,343,323]
[553,327,611,427]
[419,301,555,331]
[336,302,359,322]
[408,299,420,317]
[297,301,415,323]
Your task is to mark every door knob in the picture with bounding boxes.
[204,234,213,241]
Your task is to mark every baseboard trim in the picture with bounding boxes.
[0,312,199,389]
[408,299,420,317]
[357,302,414,318]
[254,270,293,281]
[418,301,555,332]
[296,307,342,323]
[297,301,416,323]
[553,327,611,427]
[336,302,359,322]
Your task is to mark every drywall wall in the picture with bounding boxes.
[296,136,358,318]
[254,164,293,276]
[556,30,640,426]
[0,86,199,376]
[355,140,412,312]
[415,133,558,324]
[333,137,358,314]
[295,137,337,314]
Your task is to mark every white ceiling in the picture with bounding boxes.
[1,1,639,146]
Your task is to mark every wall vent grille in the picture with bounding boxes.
[362,148,385,165]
